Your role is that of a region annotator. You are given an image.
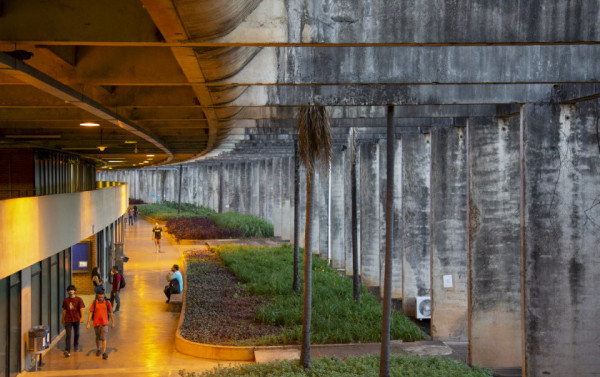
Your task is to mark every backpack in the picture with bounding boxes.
[91,299,110,321]
[119,273,126,289]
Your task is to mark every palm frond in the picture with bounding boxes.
[296,105,332,180]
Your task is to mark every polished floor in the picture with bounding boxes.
[23,218,240,377]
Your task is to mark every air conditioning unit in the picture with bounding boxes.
[416,296,431,320]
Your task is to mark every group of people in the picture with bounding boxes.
[60,223,182,360]
[127,205,138,225]
[61,266,122,359]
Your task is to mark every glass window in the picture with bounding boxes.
[50,255,58,340]
[31,262,42,326]
[41,259,49,329]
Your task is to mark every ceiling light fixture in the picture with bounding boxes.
[124,140,137,144]
[5,134,61,139]
[146,154,155,157]
[80,122,100,127]
[97,146,107,152]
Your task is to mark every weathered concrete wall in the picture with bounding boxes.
[430,125,468,341]
[359,141,380,287]
[280,157,293,241]
[468,116,521,368]
[344,140,358,276]
[522,101,600,377]
[289,1,600,44]
[401,132,431,316]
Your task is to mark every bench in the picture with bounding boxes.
[167,293,183,312]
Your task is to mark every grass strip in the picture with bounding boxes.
[179,355,493,377]
[216,244,426,345]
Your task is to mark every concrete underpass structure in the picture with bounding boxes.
[2,1,600,376]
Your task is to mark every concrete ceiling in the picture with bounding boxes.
[1,0,599,168]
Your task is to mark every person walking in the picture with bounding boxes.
[91,267,103,294]
[61,284,85,357]
[152,222,163,253]
[128,207,134,225]
[133,205,138,221]
[86,289,114,360]
[164,264,183,303]
[109,266,121,313]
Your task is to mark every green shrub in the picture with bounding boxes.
[179,355,494,377]
[137,203,215,221]
[216,244,426,345]
[212,212,274,238]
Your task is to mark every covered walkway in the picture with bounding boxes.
[21,218,231,377]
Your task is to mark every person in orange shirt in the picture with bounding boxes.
[86,289,114,360]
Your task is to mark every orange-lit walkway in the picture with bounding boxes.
[22,218,232,377]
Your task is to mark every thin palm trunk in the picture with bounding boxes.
[297,105,332,369]
[350,129,360,302]
[380,105,395,377]
[293,140,301,293]
[300,168,314,368]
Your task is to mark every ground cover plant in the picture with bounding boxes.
[216,244,425,345]
[180,249,282,344]
[166,217,243,240]
[179,355,493,377]
[138,202,273,239]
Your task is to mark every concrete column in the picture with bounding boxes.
[401,132,431,316]
[391,138,403,298]
[251,162,260,216]
[231,163,241,212]
[468,116,521,368]
[298,163,307,248]
[522,102,600,377]
[200,165,208,208]
[378,139,387,295]
[330,149,345,269]
[310,169,321,255]
[360,141,380,287]
[272,158,282,237]
[281,156,293,241]
[318,168,330,259]
[345,141,360,276]
[238,162,248,213]
[430,126,468,341]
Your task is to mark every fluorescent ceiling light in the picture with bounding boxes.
[80,122,100,127]
[124,140,137,144]
[108,160,124,163]
[5,134,61,139]
[146,154,155,157]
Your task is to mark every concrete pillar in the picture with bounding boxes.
[330,149,345,269]
[401,132,431,316]
[281,156,293,241]
[521,101,600,377]
[310,169,321,255]
[468,116,521,368]
[272,158,282,237]
[430,125,468,341]
[239,162,248,214]
[231,163,241,212]
[298,163,307,248]
[345,140,360,276]
[317,168,330,258]
[391,138,403,298]
[360,141,380,287]
[251,162,260,216]
[378,139,387,295]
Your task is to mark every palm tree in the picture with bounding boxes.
[350,128,360,302]
[380,105,395,377]
[297,105,332,369]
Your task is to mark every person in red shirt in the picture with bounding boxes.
[109,266,121,313]
[86,289,114,360]
[61,284,85,357]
